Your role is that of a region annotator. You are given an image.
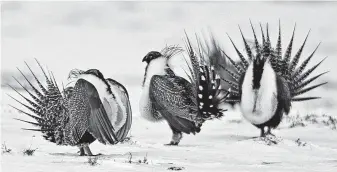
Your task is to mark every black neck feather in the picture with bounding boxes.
[252,60,264,89]
[84,69,113,96]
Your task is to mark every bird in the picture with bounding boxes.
[139,40,229,145]
[218,22,328,137]
[7,60,132,156]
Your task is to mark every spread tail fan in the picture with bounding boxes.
[183,33,229,120]
[217,21,328,103]
[8,59,68,144]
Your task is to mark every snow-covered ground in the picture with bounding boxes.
[1,86,337,172]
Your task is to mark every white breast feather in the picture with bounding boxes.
[240,60,278,125]
[140,57,167,122]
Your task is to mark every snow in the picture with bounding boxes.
[1,87,337,172]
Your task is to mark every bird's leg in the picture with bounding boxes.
[165,126,182,146]
[77,145,86,156]
[266,127,275,136]
[83,144,93,156]
[171,132,182,145]
[83,144,102,156]
[260,127,265,137]
[79,147,86,156]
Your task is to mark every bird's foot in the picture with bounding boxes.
[164,141,179,146]
[88,153,103,157]
[266,132,275,137]
[167,132,182,146]
[260,128,266,137]
[78,147,87,156]
[77,150,101,156]
[265,130,275,137]
[255,134,282,146]
[266,127,275,136]
[79,152,87,156]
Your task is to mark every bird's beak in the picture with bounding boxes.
[142,56,147,63]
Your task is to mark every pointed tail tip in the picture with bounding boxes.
[292,96,321,102]
[225,32,231,39]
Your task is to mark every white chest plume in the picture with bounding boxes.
[240,60,278,125]
[139,57,167,122]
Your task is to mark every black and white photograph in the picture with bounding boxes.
[1,1,337,171]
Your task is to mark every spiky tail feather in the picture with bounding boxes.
[183,34,229,120]
[8,59,68,145]
[215,21,327,104]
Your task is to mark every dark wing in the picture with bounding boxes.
[276,76,291,114]
[66,79,117,145]
[149,75,200,134]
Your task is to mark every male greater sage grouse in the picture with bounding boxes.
[219,22,328,137]
[140,41,229,145]
[8,60,132,156]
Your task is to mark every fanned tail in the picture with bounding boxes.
[184,33,229,120]
[189,32,243,106]
[213,21,327,104]
[8,60,68,144]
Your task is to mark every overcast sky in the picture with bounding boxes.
[1,1,337,85]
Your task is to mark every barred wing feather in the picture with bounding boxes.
[66,79,118,145]
[149,75,198,121]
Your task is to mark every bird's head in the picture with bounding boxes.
[85,69,105,81]
[142,51,163,64]
[84,69,113,95]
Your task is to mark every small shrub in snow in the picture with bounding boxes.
[23,135,37,156]
[23,148,37,156]
[295,138,307,147]
[87,156,99,166]
[141,153,148,164]
[285,113,337,130]
[322,115,337,130]
[168,166,185,171]
[289,121,306,128]
[304,114,319,124]
[126,152,149,165]
[127,152,133,163]
[288,114,306,128]
[1,142,12,154]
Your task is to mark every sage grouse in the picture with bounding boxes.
[8,60,132,156]
[220,22,328,137]
[140,43,229,145]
